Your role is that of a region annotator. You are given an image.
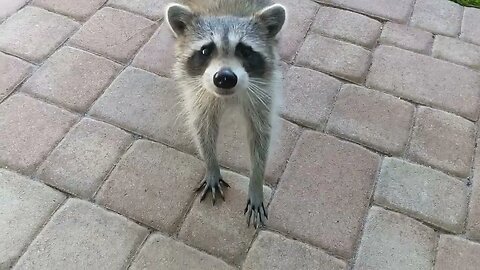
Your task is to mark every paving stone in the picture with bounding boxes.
[296,34,371,83]
[434,235,480,270]
[0,169,65,270]
[379,22,434,54]
[218,113,301,186]
[242,231,347,270]
[32,0,106,21]
[14,198,148,270]
[327,85,414,155]
[107,0,170,20]
[130,233,234,270]
[281,66,341,130]
[37,118,133,199]
[467,139,480,240]
[461,7,480,46]
[354,206,436,270]
[0,94,78,173]
[0,52,34,101]
[96,140,204,233]
[367,45,480,121]
[132,22,175,77]
[317,0,415,23]
[0,0,28,21]
[407,106,476,178]
[312,6,381,48]
[375,158,468,233]
[268,131,379,258]
[410,0,463,36]
[276,0,318,62]
[179,170,272,264]
[68,7,156,63]
[0,6,79,63]
[89,67,194,153]
[20,46,121,112]
[433,35,480,70]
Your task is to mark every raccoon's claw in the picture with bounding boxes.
[195,178,229,206]
[244,199,268,229]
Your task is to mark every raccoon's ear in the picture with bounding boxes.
[254,4,286,38]
[165,3,194,37]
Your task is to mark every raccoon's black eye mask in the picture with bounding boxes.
[186,42,216,76]
[235,42,266,78]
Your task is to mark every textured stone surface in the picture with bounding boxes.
[37,118,133,199]
[327,84,414,155]
[467,139,480,240]
[179,170,272,264]
[296,34,371,83]
[461,7,480,46]
[89,67,194,153]
[0,6,79,63]
[269,131,379,257]
[0,52,33,101]
[15,198,148,270]
[0,0,28,21]
[0,169,65,270]
[433,35,480,70]
[107,0,170,20]
[243,231,347,270]
[312,6,382,48]
[20,46,121,112]
[0,94,78,173]
[367,45,480,121]
[375,158,468,233]
[96,140,204,233]
[435,235,480,270]
[132,22,175,77]
[68,7,156,63]
[379,22,434,54]
[130,233,234,270]
[32,0,106,20]
[410,0,463,36]
[354,206,437,270]
[281,66,341,130]
[407,107,476,178]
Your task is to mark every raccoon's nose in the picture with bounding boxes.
[213,68,237,89]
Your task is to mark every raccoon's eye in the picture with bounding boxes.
[200,43,214,57]
[235,43,254,59]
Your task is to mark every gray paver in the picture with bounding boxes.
[353,206,437,270]
[130,233,234,270]
[242,231,347,270]
[0,169,65,270]
[37,118,133,199]
[467,139,480,240]
[0,94,78,173]
[433,35,480,70]
[179,170,272,264]
[269,131,379,258]
[107,0,170,20]
[0,0,28,21]
[14,198,148,270]
[0,6,79,63]
[96,140,204,233]
[434,235,480,270]
[379,22,434,54]
[68,7,156,63]
[20,46,121,112]
[410,0,463,36]
[461,7,480,46]
[367,45,480,121]
[32,0,107,21]
[0,52,33,101]
[375,158,468,233]
[327,84,414,155]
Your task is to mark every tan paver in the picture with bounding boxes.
[353,206,437,270]
[242,231,347,270]
[37,118,133,199]
[0,6,79,63]
[461,7,480,46]
[0,52,34,101]
[379,22,434,54]
[433,35,480,70]
[32,0,107,21]
[434,235,480,270]
[96,140,204,233]
[107,0,170,21]
[268,131,380,258]
[20,46,122,112]
[0,169,65,270]
[179,170,272,264]
[0,94,78,173]
[130,233,235,270]
[14,198,148,270]
[410,0,463,36]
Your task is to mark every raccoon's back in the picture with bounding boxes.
[180,0,272,16]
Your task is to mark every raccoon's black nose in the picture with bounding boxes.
[213,68,237,89]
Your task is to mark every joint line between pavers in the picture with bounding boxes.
[462,122,480,235]
[0,0,35,27]
[322,81,345,132]
[401,104,418,159]
[313,1,390,23]
[406,0,418,25]
[290,4,321,64]
[123,230,153,270]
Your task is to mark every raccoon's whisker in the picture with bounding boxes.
[249,78,270,86]
[247,86,269,111]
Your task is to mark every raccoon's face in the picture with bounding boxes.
[166,3,286,97]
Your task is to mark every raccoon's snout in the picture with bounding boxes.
[213,68,237,89]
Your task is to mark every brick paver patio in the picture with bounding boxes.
[1,0,480,269]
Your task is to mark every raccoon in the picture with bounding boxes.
[165,0,286,228]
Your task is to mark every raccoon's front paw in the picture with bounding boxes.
[195,173,230,206]
[244,190,268,229]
